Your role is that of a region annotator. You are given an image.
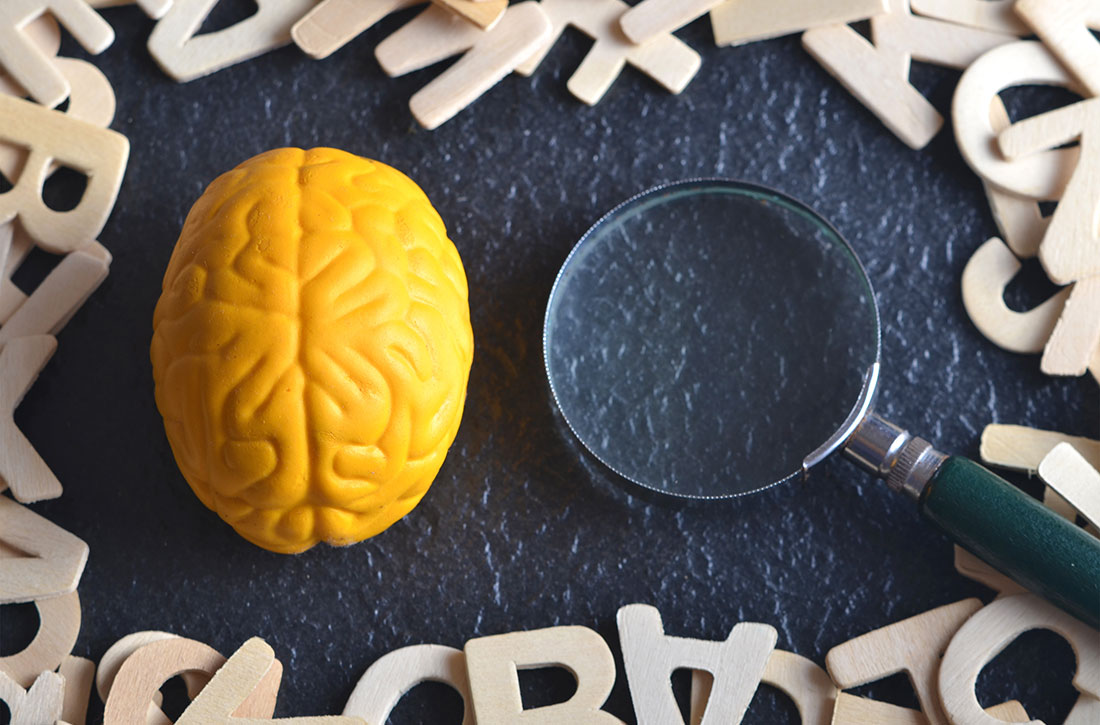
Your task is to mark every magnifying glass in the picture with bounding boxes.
[543,180,1100,629]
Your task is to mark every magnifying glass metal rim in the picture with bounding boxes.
[542,178,883,501]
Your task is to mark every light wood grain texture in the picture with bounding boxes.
[343,644,473,725]
[148,0,316,83]
[0,55,118,181]
[103,636,284,725]
[825,599,983,725]
[711,0,886,47]
[0,670,64,725]
[0,590,79,688]
[870,0,1014,68]
[984,97,1049,259]
[961,237,1069,354]
[464,626,624,724]
[1065,696,1100,725]
[514,0,700,105]
[1038,443,1100,529]
[803,0,1012,149]
[376,2,551,130]
[910,0,1027,34]
[939,593,1100,725]
[0,93,129,254]
[832,693,928,724]
[291,0,418,60]
[0,0,114,107]
[0,58,115,325]
[987,701,1034,722]
[98,631,201,703]
[954,545,1028,596]
[0,245,111,344]
[803,22,945,150]
[59,656,95,725]
[88,0,173,20]
[0,492,88,603]
[617,603,776,725]
[98,631,209,725]
[691,649,836,725]
[1015,0,1100,97]
[831,694,1032,724]
[954,40,1082,201]
[433,0,505,30]
[0,335,62,502]
[1040,277,1100,376]
[618,0,719,45]
[176,637,362,725]
[0,223,17,325]
[1,225,69,325]
[981,424,1100,473]
[1044,486,1078,523]
[997,98,1100,287]
[0,13,60,99]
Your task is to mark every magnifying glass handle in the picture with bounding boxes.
[846,415,1100,630]
[921,456,1100,629]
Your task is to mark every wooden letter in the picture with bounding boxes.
[983,97,1049,259]
[939,593,1100,725]
[176,637,362,724]
[464,626,625,724]
[998,98,1100,287]
[515,0,701,106]
[909,0,1028,35]
[1,57,116,183]
[618,0,720,45]
[0,670,64,725]
[0,590,80,689]
[1038,443,1100,529]
[1041,277,1100,376]
[831,693,1032,724]
[691,649,836,725]
[0,493,88,603]
[0,94,128,254]
[433,0,506,30]
[58,656,95,725]
[0,335,62,503]
[954,40,1081,201]
[804,0,1012,149]
[147,0,316,82]
[103,636,283,725]
[617,603,776,725]
[0,0,113,107]
[961,237,1069,354]
[375,2,552,130]
[343,644,473,725]
[980,424,1100,473]
[825,599,982,725]
[291,0,419,60]
[0,244,111,344]
[711,0,887,47]
[1015,0,1100,97]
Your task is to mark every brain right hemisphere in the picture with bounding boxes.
[151,147,474,554]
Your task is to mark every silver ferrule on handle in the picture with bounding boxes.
[842,412,946,501]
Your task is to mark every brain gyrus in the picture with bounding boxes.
[151,147,474,553]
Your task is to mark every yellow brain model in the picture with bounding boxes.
[151,147,474,554]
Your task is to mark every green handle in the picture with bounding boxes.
[920,456,1100,630]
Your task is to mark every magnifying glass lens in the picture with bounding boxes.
[544,182,880,498]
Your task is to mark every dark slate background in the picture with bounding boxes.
[6,3,1097,722]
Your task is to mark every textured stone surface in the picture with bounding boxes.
[6,8,1095,723]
